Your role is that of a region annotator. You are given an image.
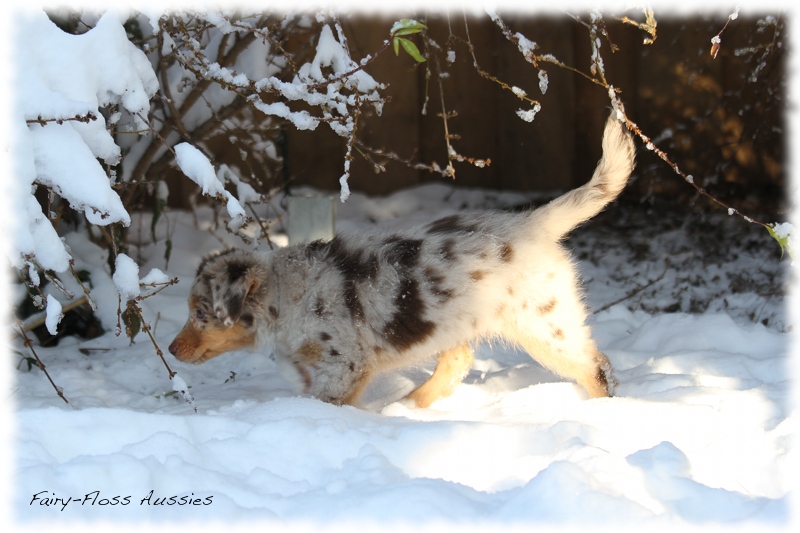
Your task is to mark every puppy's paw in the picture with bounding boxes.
[403,384,439,409]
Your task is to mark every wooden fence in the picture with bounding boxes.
[280,13,783,204]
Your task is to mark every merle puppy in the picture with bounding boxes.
[169,115,636,408]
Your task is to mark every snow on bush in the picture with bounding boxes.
[158,14,387,203]
[44,293,63,335]
[8,10,158,275]
[263,22,385,200]
[112,253,141,302]
[174,143,247,230]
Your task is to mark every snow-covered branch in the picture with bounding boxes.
[7,11,158,275]
[154,13,389,201]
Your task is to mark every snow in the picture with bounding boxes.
[140,268,170,285]
[174,142,248,227]
[3,7,797,533]
[773,221,795,246]
[8,182,796,529]
[174,143,226,197]
[112,253,140,302]
[516,104,541,122]
[538,69,549,94]
[44,294,62,336]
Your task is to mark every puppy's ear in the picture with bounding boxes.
[211,257,262,327]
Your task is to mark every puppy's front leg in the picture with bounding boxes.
[277,343,373,407]
[405,344,475,408]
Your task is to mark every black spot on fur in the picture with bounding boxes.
[423,267,453,303]
[382,276,436,350]
[538,299,556,315]
[320,332,332,341]
[313,297,326,317]
[304,239,330,259]
[225,292,243,321]
[470,270,486,282]
[596,366,610,396]
[240,313,254,327]
[349,362,355,372]
[499,242,514,262]
[199,273,213,288]
[426,214,478,235]
[307,239,328,251]
[196,248,238,277]
[385,238,422,269]
[325,238,371,279]
[330,348,341,356]
[323,237,378,322]
[269,306,279,320]
[227,261,248,283]
[364,253,380,279]
[343,288,364,322]
[439,239,458,262]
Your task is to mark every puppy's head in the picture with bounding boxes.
[169,249,266,363]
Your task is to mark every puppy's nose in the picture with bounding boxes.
[168,341,178,356]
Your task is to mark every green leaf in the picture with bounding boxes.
[767,224,793,260]
[399,37,426,62]
[390,19,427,36]
[393,36,400,56]
[164,238,173,268]
[151,196,166,242]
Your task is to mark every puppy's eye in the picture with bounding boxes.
[195,308,207,320]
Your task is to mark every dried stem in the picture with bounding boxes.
[26,112,98,126]
[17,326,69,404]
[593,259,670,314]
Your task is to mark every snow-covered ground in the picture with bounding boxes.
[7,183,796,530]
[3,6,796,533]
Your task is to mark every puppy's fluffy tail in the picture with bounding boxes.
[535,115,635,240]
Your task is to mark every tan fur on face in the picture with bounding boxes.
[169,115,635,408]
[170,296,256,363]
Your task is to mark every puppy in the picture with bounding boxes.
[169,115,635,407]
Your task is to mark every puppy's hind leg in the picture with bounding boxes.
[508,326,616,399]
[405,344,475,408]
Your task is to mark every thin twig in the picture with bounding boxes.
[593,259,670,314]
[26,112,97,126]
[487,9,771,229]
[17,326,69,404]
